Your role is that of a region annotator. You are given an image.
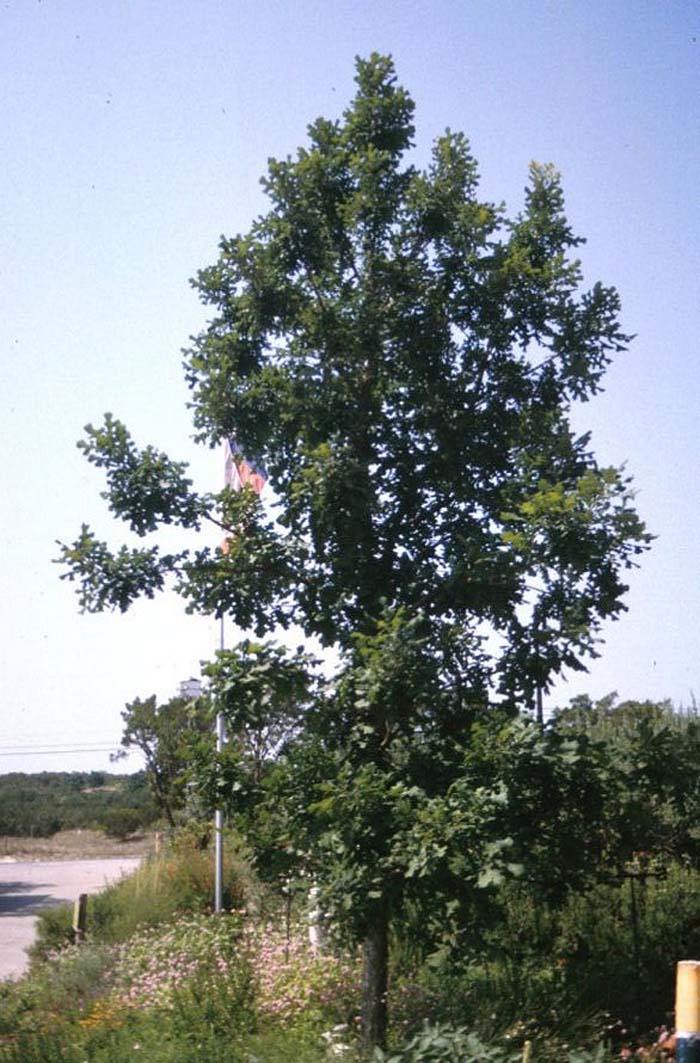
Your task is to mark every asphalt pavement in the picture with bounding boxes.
[0,857,141,979]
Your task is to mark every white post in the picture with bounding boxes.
[308,885,327,953]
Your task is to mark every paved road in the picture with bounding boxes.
[0,858,141,980]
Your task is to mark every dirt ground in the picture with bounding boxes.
[0,829,158,862]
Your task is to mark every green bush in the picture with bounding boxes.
[28,906,75,961]
[552,864,700,1028]
[0,941,113,1040]
[384,869,700,1047]
[99,807,145,839]
[417,863,700,1038]
[388,956,605,1057]
[1,908,334,1063]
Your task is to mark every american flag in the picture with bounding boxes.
[224,437,268,495]
[220,438,267,554]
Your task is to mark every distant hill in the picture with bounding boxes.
[0,771,158,837]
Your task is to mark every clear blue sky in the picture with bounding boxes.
[1,0,698,773]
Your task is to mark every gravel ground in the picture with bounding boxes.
[0,829,156,862]
[0,857,141,980]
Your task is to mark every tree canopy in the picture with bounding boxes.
[114,692,212,827]
[60,53,648,707]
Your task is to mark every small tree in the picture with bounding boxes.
[203,639,317,785]
[59,54,649,1048]
[114,693,211,828]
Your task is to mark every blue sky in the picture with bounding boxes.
[1,0,698,773]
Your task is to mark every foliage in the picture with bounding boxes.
[3,881,349,1063]
[552,694,700,869]
[113,693,212,827]
[109,911,252,1015]
[99,806,146,838]
[258,699,613,958]
[535,864,700,1029]
[0,940,113,1038]
[373,1023,520,1063]
[0,772,155,838]
[190,640,318,826]
[58,54,649,694]
[401,862,700,1039]
[245,920,361,1030]
[7,852,700,1062]
[373,1025,614,1063]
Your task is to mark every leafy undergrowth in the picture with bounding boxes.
[0,835,358,1062]
[0,907,621,1063]
[1,911,352,1062]
[0,839,645,1063]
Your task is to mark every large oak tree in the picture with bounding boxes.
[59,54,649,1048]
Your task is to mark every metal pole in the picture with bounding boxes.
[214,615,225,913]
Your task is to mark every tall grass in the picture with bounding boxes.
[31,831,257,960]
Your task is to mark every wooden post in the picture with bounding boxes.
[154,830,162,856]
[676,961,700,1063]
[72,893,88,944]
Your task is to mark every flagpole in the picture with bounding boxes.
[214,614,225,913]
[215,437,266,914]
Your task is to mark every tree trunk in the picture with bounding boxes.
[361,900,389,1053]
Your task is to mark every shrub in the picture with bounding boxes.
[28,906,75,961]
[110,911,252,1017]
[99,807,144,839]
[552,864,700,1029]
[2,913,256,1063]
[406,864,700,1041]
[0,941,114,1040]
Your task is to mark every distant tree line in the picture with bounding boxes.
[0,771,158,838]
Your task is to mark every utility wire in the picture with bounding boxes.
[0,749,120,757]
[0,742,123,752]
[0,747,133,757]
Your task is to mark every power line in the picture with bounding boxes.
[0,741,123,752]
[0,747,135,757]
[0,749,120,757]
